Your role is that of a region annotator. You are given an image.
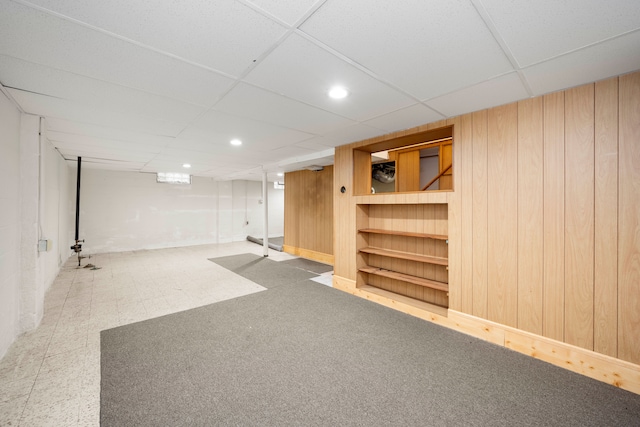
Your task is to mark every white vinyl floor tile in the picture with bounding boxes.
[0,241,294,426]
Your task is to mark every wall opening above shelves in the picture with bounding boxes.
[353,125,453,196]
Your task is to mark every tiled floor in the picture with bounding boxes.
[0,242,299,426]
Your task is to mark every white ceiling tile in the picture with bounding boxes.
[9,89,186,136]
[362,104,445,133]
[178,109,315,151]
[22,0,287,76]
[166,138,230,154]
[483,0,640,67]
[155,148,250,165]
[523,32,640,96]
[56,147,155,163]
[294,136,339,150]
[45,118,176,146]
[426,73,529,117]
[266,145,316,161]
[245,33,416,120]
[1,0,637,177]
[214,83,354,134]
[46,131,166,155]
[322,123,386,145]
[0,56,206,122]
[246,0,321,25]
[0,1,236,106]
[300,0,513,100]
[64,158,146,171]
[142,155,260,174]
[137,161,211,175]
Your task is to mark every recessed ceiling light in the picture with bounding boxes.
[182,163,191,169]
[277,173,283,177]
[230,139,242,146]
[328,86,349,99]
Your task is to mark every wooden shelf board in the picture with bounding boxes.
[359,266,449,292]
[358,228,448,240]
[359,247,448,266]
[358,285,449,317]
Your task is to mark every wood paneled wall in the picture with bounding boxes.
[284,166,334,259]
[333,71,640,365]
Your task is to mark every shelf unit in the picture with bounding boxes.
[357,203,449,309]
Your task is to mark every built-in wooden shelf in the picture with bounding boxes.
[358,285,449,317]
[359,247,448,266]
[359,266,449,292]
[356,202,449,312]
[358,228,448,241]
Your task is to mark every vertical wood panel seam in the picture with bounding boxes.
[592,90,596,349]
[616,77,620,356]
[563,95,566,343]
[540,98,547,336]
[470,117,474,313]
[516,105,519,329]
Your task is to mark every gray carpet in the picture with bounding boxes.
[246,235,284,251]
[279,257,333,275]
[101,270,640,426]
[208,253,318,288]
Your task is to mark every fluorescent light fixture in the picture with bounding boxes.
[182,163,191,168]
[157,172,191,184]
[328,86,349,99]
[230,138,242,146]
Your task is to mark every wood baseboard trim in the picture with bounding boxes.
[448,310,640,395]
[332,276,448,322]
[282,245,334,265]
[332,275,356,292]
[332,275,640,395]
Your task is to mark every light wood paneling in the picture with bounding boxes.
[618,72,640,364]
[334,146,354,279]
[331,70,640,386]
[472,110,488,319]
[434,203,449,307]
[543,91,565,342]
[564,84,595,349]
[301,169,314,252]
[487,103,518,327]
[396,150,420,192]
[517,97,544,334]
[284,167,334,264]
[284,171,300,249]
[353,149,372,195]
[317,165,334,255]
[594,77,619,357]
[440,143,453,190]
[447,117,461,311]
[459,114,473,313]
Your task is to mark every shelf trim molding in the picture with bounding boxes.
[359,247,448,266]
[359,228,448,240]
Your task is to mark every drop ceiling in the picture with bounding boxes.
[1,0,639,181]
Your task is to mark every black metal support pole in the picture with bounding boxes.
[75,156,81,241]
[70,157,85,267]
[75,157,81,266]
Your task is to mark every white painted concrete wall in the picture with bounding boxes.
[19,114,43,332]
[231,180,285,242]
[0,92,23,359]
[40,132,71,288]
[19,116,71,334]
[0,108,72,360]
[75,168,284,254]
